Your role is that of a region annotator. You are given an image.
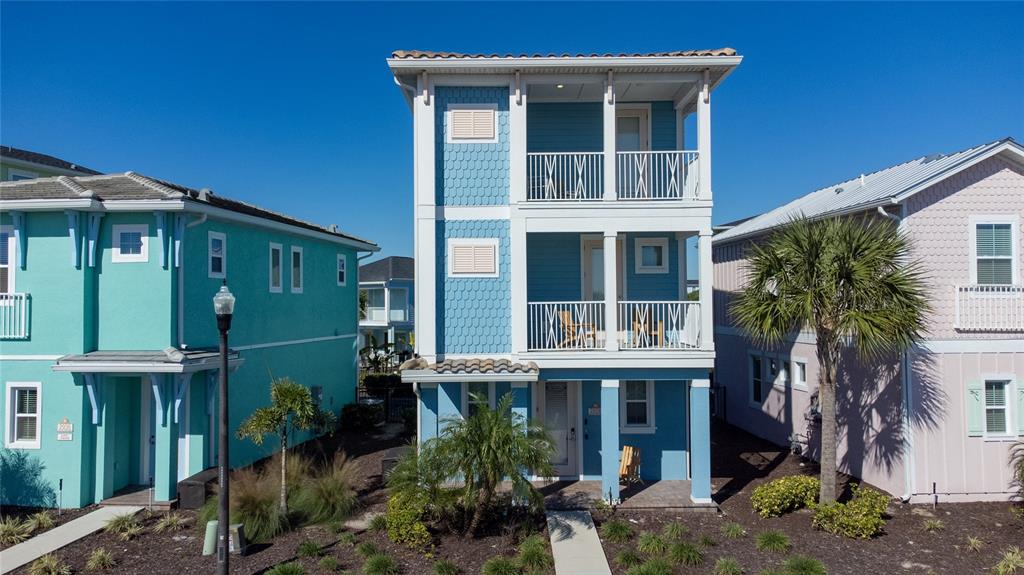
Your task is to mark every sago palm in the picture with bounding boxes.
[425,392,555,538]
[237,377,334,513]
[731,216,928,503]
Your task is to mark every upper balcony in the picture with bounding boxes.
[0,292,30,340]
[954,284,1023,332]
[526,150,699,202]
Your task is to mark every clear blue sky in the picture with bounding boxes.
[3,2,1021,263]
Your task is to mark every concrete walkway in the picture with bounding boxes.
[0,505,143,574]
[545,510,612,575]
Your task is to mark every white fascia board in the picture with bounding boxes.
[52,357,245,374]
[388,55,743,73]
[102,199,186,211]
[401,371,539,383]
[0,198,100,211]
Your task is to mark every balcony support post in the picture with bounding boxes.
[603,72,616,202]
[600,379,620,504]
[698,230,713,350]
[697,69,711,200]
[603,231,619,351]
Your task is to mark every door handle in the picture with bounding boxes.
[569,427,576,441]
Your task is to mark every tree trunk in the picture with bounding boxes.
[816,338,840,504]
[465,483,493,539]
[279,430,289,514]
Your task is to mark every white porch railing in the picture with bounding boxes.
[618,301,701,349]
[954,285,1024,332]
[617,151,699,200]
[0,293,29,340]
[527,301,605,350]
[527,152,604,201]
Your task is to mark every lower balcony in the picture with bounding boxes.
[527,300,701,351]
[954,284,1023,332]
[0,292,29,340]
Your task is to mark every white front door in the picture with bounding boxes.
[616,108,650,152]
[543,381,578,477]
[582,238,625,301]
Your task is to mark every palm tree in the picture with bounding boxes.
[237,377,334,513]
[731,216,928,503]
[423,392,555,538]
[1011,440,1024,503]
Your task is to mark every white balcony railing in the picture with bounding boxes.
[619,301,700,350]
[617,151,699,200]
[527,301,605,350]
[527,152,604,201]
[954,285,1024,332]
[0,293,29,340]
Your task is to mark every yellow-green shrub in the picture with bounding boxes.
[811,484,888,539]
[751,475,820,518]
[385,491,431,550]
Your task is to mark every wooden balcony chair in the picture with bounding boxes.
[631,312,665,348]
[619,445,643,486]
[557,310,595,348]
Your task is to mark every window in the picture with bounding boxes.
[466,382,493,417]
[336,254,347,287]
[111,224,149,263]
[290,246,303,293]
[0,227,14,294]
[447,104,497,143]
[791,360,807,389]
[634,238,669,274]
[973,220,1017,285]
[5,382,40,449]
[620,380,655,431]
[390,287,408,322]
[364,288,386,321]
[448,239,499,277]
[269,243,282,293]
[750,355,764,405]
[208,232,226,279]
[984,380,1010,436]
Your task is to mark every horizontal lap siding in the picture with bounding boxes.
[618,380,688,480]
[527,103,602,153]
[624,232,680,300]
[527,233,582,301]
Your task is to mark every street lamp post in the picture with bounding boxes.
[213,282,236,575]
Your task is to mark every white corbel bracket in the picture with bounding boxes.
[83,373,101,424]
[173,372,193,424]
[702,69,710,104]
[148,373,165,426]
[65,211,82,268]
[606,70,614,105]
[515,71,522,106]
[10,211,26,269]
[86,213,103,267]
[420,72,430,106]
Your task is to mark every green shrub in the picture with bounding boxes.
[781,555,827,575]
[698,534,716,548]
[364,554,401,575]
[356,541,381,559]
[993,546,1024,575]
[967,536,984,552]
[481,557,519,575]
[0,516,30,545]
[319,556,341,571]
[811,485,888,539]
[232,467,289,542]
[385,492,432,550]
[600,519,634,544]
[103,512,139,535]
[26,511,55,533]
[86,547,117,571]
[434,559,459,575]
[267,563,306,575]
[637,532,667,555]
[296,454,359,524]
[614,550,644,568]
[713,557,744,575]
[369,513,389,532]
[338,531,358,546]
[667,542,704,566]
[751,476,820,518]
[27,555,71,575]
[297,539,323,557]
[517,535,552,572]
[624,558,673,575]
[341,403,383,431]
[921,518,944,532]
[756,530,791,553]
[721,522,747,539]
[661,521,688,541]
[153,513,187,533]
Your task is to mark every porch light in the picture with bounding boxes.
[556,84,564,89]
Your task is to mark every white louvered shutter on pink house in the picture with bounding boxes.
[450,108,495,141]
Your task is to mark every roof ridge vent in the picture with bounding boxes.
[834,186,844,194]
[56,175,94,198]
[860,173,865,186]
[198,188,213,202]
[329,224,339,233]
[124,171,185,199]
[922,153,944,163]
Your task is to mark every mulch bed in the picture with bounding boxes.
[0,505,95,552]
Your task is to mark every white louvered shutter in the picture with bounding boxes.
[450,109,495,140]
[472,244,495,274]
[451,245,477,274]
[450,242,496,275]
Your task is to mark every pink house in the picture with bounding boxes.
[712,138,1023,503]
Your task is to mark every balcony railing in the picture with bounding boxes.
[617,151,699,200]
[619,301,700,350]
[954,285,1023,332]
[527,301,605,350]
[0,293,29,340]
[527,152,604,201]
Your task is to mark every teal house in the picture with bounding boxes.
[0,172,377,508]
[390,49,741,505]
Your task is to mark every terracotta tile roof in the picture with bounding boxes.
[400,357,539,375]
[391,48,737,60]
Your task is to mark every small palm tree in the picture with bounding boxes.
[424,392,555,538]
[1011,440,1024,503]
[731,216,928,503]
[237,377,334,513]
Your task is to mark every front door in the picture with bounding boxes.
[582,238,625,301]
[544,381,578,477]
[616,108,650,152]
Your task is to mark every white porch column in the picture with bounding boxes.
[697,70,711,200]
[602,73,616,202]
[414,73,437,360]
[698,230,714,350]
[510,218,527,354]
[509,74,527,205]
[604,231,619,352]
[509,75,528,355]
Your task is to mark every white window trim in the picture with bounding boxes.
[748,351,765,408]
[788,357,809,391]
[462,381,496,416]
[269,243,282,293]
[969,215,1019,285]
[208,231,226,279]
[7,169,38,181]
[337,254,347,287]
[111,224,149,263]
[619,380,656,434]
[1,225,15,294]
[981,375,1016,440]
[290,246,304,293]
[634,237,669,274]
[5,381,41,449]
[447,238,500,278]
[389,286,409,322]
[446,103,499,144]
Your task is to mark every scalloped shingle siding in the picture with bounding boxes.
[434,86,510,206]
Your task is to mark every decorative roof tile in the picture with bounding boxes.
[400,357,539,375]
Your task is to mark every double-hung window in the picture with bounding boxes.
[208,232,226,279]
[291,247,303,293]
[984,380,1011,436]
[112,224,149,263]
[5,382,40,449]
[973,220,1016,285]
[466,382,493,417]
[337,254,347,287]
[269,243,282,292]
[621,380,655,432]
[790,360,808,389]
[0,227,14,294]
[750,355,764,405]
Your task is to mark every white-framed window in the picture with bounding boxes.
[634,237,669,274]
[363,287,386,322]
[0,226,15,294]
[448,238,499,278]
[464,381,495,417]
[749,354,764,406]
[970,216,1018,285]
[208,231,226,279]
[111,224,149,263]
[7,169,38,181]
[446,104,498,143]
[984,380,1012,436]
[290,246,303,293]
[5,382,41,449]
[269,243,282,293]
[620,380,655,432]
[390,287,408,322]
[336,254,347,287]
[790,359,808,390]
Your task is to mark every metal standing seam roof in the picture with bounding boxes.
[391,48,738,59]
[713,137,1023,244]
[1,145,102,175]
